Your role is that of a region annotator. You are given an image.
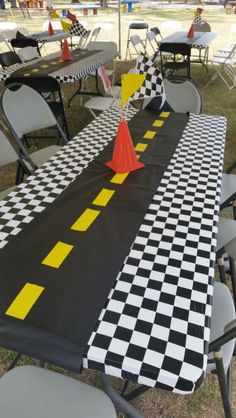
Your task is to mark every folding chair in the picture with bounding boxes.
[159,42,191,79]
[68,41,118,108]
[10,37,41,59]
[216,218,236,307]
[162,77,202,113]
[127,34,146,58]
[0,51,22,69]
[4,76,70,141]
[146,28,162,53]
[0,83,68,173]
[125,22,148,60]
[192,20,211,68]
[205,44,236,89]
[0,366,117,418]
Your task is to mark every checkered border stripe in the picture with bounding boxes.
[83,113,226,394]
[0,108,137,249]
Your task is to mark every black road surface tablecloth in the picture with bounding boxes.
[0,110,188,371]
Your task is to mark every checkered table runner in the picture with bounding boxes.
[160,31,217,49]
[0,49,117,83]
[0,109,227,393]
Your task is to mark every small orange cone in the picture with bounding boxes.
[106,119,145,174]
[48,21,54,36]
[61,39,72,61]
[187,23,194,39]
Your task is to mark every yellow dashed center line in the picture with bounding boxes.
[42,241,74,268]
[135,143,148,152]
[144,130,156,140]
[110,172,129,184]
[6,283,44,320]
[160,111,170,118]
[71,208,100,232]
[153,120,164,127]
[92,188,115,207]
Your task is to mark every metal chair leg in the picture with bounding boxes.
[217,256,227,285]
[229,256,236,307]
[214,350,233,418]
[101,374,146,418]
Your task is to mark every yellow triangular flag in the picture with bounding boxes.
[121,73,146,107]
[49,11,60,19]
[61,20,72,31]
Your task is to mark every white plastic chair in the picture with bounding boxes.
[128,34,146,57]
[162,78,202,114]
[206,44,236,89]
[0,83,68,172]
[125,22,148,60]
[0,366,117,418]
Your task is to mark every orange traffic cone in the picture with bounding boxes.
[48,21,54,36]
[187,23,194,39]
[106,119,145,174]
[61,39,72,61]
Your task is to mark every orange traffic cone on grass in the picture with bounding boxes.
[61,39,72,61]
[106,119,144,173]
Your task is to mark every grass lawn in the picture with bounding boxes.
[0,4,236,417]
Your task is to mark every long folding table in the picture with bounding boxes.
[0,107,227,417]
[0,48,117,84]
[160,30,217,69]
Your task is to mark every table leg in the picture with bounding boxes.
[93,8,97,14]
[83,8,88,15]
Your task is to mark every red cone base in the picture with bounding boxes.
[106,120,145,174]
[187,23,194,39]
[48,22,54,36]
[61,39,72,61]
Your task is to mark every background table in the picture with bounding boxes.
[0,107,226,395]
[0,48,118,83]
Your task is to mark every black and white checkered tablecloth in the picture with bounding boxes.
[160,31,217,49]
[0,108,227,393]
[0,49,117,83]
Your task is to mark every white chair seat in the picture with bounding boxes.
[84,96,116,117]
[30,145,61,167]
[0,365,117,418]
[207,282,236,373]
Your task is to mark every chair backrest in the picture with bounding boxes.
[150,26,162,38]
[89,26,101,42]
[0,129,18,167]
[146,30,161,52]
[5,75,61,95]
[163,78,202,114]
[10,37,41,56]
[194,20,211,32]
[0,83,68,151]
[129,34,146,54]
[0,51,22,69]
